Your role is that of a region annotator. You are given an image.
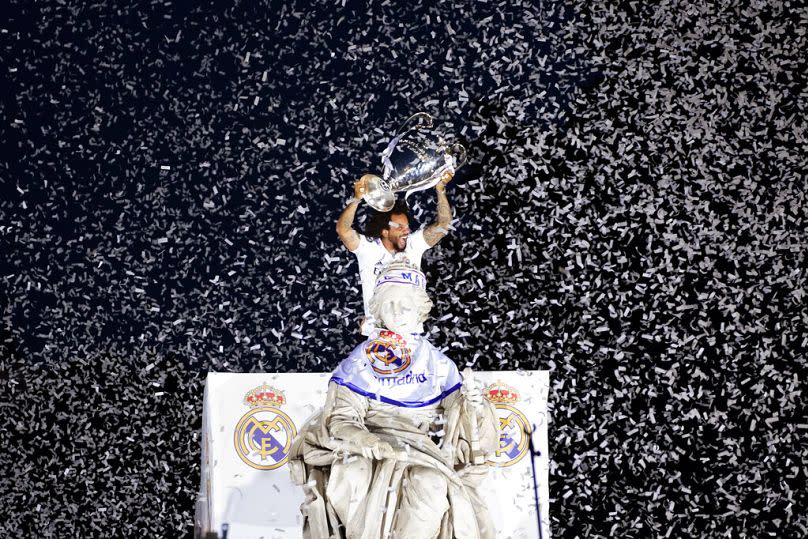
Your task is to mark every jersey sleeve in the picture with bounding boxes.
[408,228,431,256]
[350,233,374,256]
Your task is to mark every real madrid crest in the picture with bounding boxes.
[484,381,531,467]
[365,330,412,376]
[233,383,297,471]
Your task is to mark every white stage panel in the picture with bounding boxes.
[196,371,549,539]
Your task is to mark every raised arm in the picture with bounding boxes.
[336,177,369,251]
[422,171,454,247]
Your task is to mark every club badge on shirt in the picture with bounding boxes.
[330,333,462,408]
[365,330,412,376]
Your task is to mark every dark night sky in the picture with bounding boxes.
[1,0,805,537]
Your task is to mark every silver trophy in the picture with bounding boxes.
[362,112,467,212]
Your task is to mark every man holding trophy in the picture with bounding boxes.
[290,115,497,538]
[335,113,466,336]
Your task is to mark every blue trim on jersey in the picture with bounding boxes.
[330,377,462,408]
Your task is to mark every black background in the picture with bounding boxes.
[1,0,805,537]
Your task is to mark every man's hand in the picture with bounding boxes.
[354,175,371,200]
[435,170,454,193]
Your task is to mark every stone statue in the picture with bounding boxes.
[289,259,499,539]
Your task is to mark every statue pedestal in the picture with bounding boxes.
[195,371,550,539]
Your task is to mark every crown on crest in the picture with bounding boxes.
[484,381,520,404]
[378,329,408,346]
[244,383,285,408]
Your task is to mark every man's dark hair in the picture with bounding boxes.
[363,199,412,239]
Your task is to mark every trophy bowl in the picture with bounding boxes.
[361,112,466,212]
[362,174,396,212]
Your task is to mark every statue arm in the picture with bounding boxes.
[423,173,453,247]
[326,384,368,437]
[476,397,500,454]
[461,370,499,455]
[326,384,394,459]
[440,378,500,461]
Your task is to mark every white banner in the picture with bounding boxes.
[196,371,550,539]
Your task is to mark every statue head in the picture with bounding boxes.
[369,258,432,335]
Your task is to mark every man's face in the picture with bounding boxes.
[384,214,411,252]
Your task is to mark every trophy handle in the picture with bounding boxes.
[447,143,467,169]
[396,112,433,136]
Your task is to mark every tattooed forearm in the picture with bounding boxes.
[336,199,361,250]
[424,189,453,247]
[435,188,452,227]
